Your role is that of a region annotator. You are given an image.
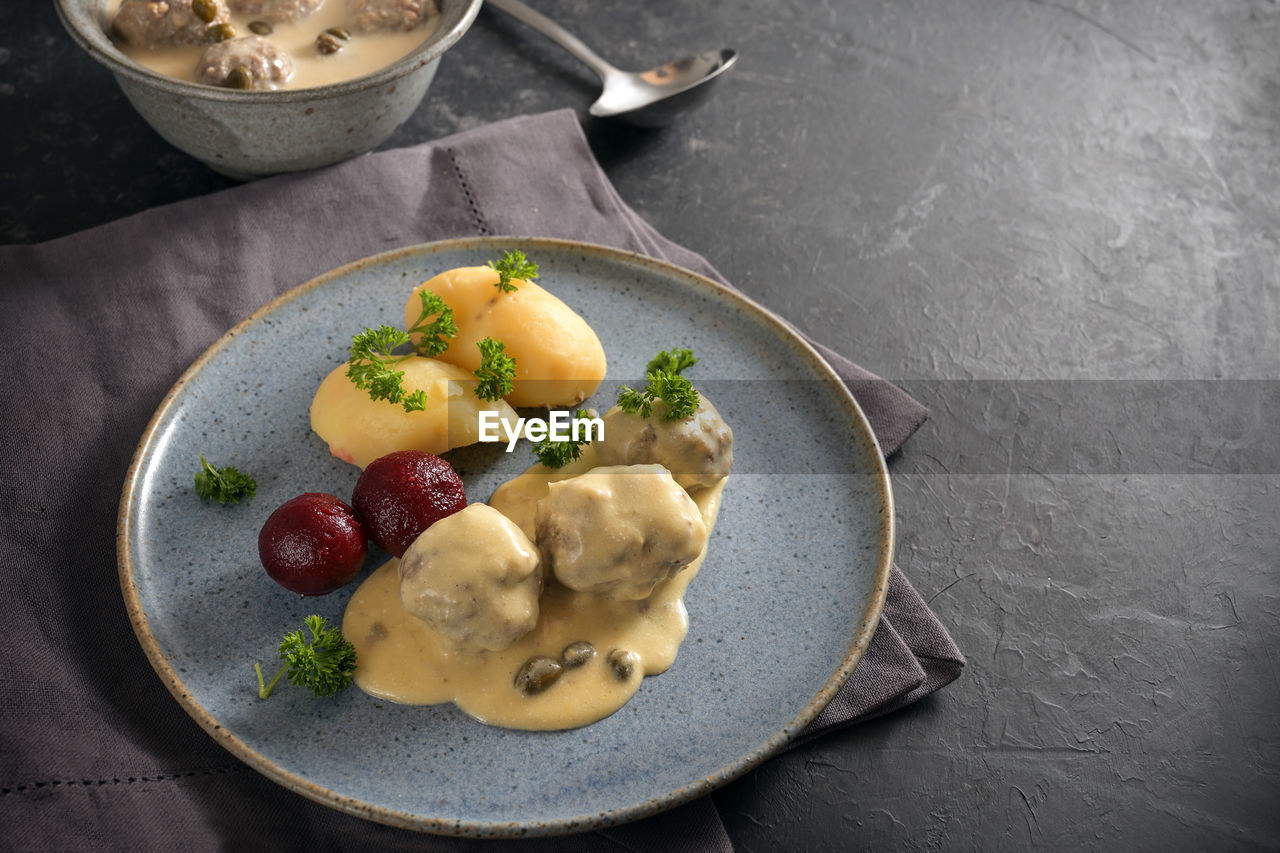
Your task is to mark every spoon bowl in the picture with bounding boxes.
[486,0,736,126]
[591,49,738,127]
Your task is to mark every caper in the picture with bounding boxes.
[316,32,343,55]
[607,648,639,681]
[224,65,254,90]
[211,22,236,42]
[514,656,563,695]
[325,26,352,40]
[191,0,218,24]
[561,641,596,669]
[248,20,273,35]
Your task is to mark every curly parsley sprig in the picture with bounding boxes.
[645,348,697,376]
[532,409,595,469]
[194,455,256,505]
[406,289,459,357]
[487,250,539,294]
[346,325,427,412]
[474,337,517,402]
[345,290,458,412]
[254,615,357,699]
[617,349,701,421]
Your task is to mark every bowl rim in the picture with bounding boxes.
[54,0,482,101]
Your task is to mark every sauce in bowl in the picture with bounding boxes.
[108,0,442,90]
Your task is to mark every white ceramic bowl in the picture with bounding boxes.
[56,0,482,179]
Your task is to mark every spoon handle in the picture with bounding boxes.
[485,0,618,83]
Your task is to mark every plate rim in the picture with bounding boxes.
[116,236,895,837]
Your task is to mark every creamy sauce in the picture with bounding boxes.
[342,447,726,731]
[108,0,440,90]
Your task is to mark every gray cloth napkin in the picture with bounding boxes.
[0,108,963,851]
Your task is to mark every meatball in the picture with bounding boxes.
[594,396,734,490]
[535,464,708,601]
[347,0,439,33]
[399,503,543,652]
[227,0,322,21]
[196,36,295,90]
[113,0,229,47]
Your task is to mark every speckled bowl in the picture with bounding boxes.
[55,0,481,179]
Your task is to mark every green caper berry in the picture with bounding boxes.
[325,26,351,40]
[248,20,273,35]
[514,656,563,695]
[191,0,218,24]
[211,22,236,42]
[224,65,253,90]
[561,641,596,669]
[607,648,639,681]
[316,32,343,54]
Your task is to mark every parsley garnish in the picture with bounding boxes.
[532,409,594,469]
[406,289,458,357]
[487,250,538,294]
[615,385,654,417]
[617,349,701,421]
[474,337,517,401]
[345,291,457,411]
[645,348,697,376]
[346,325,427,413]
[254,615,357,699]
[194,455,256,505]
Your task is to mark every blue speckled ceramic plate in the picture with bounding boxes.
[118,237,893,837]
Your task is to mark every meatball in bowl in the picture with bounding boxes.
[55,0,481,178]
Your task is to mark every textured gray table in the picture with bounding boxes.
[4,1,1277,849]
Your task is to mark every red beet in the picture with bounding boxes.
[352,451,467,558]
[258,493,368,596]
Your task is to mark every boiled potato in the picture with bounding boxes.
[405,266,606,408]
[311,356,518,469]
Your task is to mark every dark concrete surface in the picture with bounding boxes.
[4,0,1278,849]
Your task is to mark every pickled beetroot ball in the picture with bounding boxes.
[352,451,467,558]
[258,493,368,596]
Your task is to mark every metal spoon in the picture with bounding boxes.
[485,0,738,127]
